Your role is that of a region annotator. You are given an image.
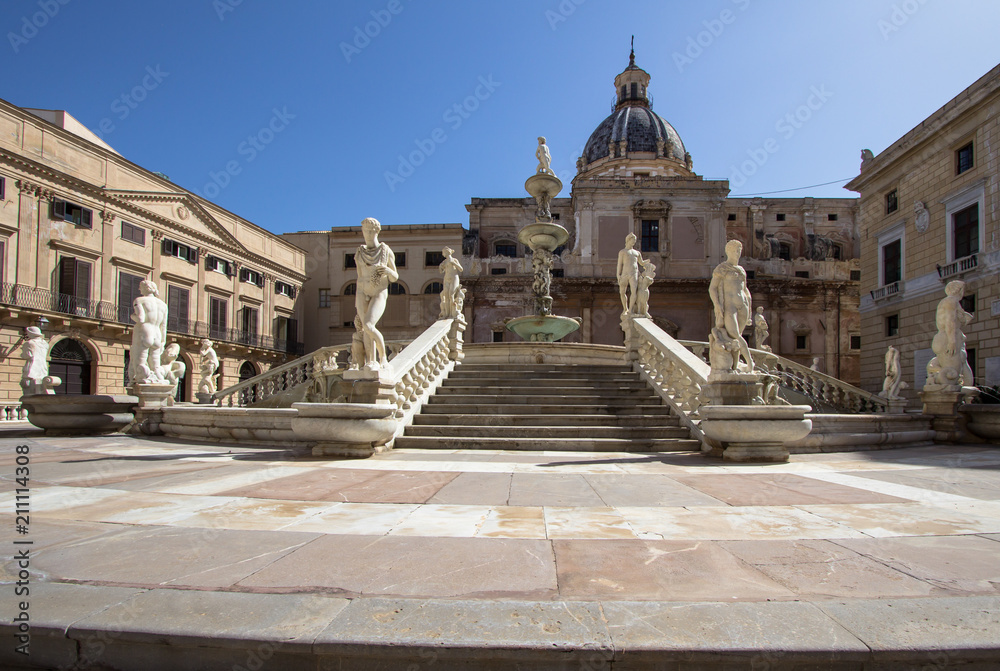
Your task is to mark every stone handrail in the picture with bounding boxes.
[678,340,890,413]
[384,318,465,426]
[628,318,713,448]
[213,342,408,407]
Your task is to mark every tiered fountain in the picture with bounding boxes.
[506,137,582,343]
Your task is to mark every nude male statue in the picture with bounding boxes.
[708,240,754,373]
[129,280,168,385]
[616,233,643,315]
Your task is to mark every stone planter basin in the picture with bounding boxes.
[959,404,1000,442]
[22,394,137,435]
[699,405,813,463]
[292,402,400,457]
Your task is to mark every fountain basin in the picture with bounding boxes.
[291,402,399,457]
[506,315,581,343]
[518,222,568,251]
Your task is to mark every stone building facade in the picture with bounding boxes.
[291,52,862,383]
[0,100,306,406]
[847,63,1000,401]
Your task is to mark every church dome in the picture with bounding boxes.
[582,106,686,164]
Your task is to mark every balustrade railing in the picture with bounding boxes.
[937,253,978,280]
[385,319,463,424]
[678,340,890,413]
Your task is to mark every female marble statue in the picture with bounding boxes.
[708,240,754,374]
[20,327,50,395]
[616,233,643,315]
[438,246,464,319]
[879,345,907,399]
[354,217,399,370]
[198,339,219,395]
[925,280,975,391]
[635,259,655,317]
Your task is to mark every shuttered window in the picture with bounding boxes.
[117,272,144,323]
[167,286,190,333]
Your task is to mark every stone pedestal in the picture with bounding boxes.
[22,394,137,435]
[920,388,978,443]
[291,402,399,457]
[130,383,177,436]
[704,373,764,406]
[196,392,217,405]
[700,405,813,463]
[449,317,467,362]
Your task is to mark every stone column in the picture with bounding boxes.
[15,181,39,288]
[100,211,116,303]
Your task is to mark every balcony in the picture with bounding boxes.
[937,254,978,280]
[870,280,902,302]
[0,283,303,355]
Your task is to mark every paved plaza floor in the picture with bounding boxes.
[2,427,999,669]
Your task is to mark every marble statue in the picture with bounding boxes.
[354,217,398,370]
[635,259,655,317]
[532,248,554,314]
[924,280,975,391]
[129,280,168,386]
[616,233,643,315]
[879,345,907,400]
[753,306,771,352]
[535,136,552,174]
[684,151,693,171]
[198,339,219,395]
[158,343,186,404]
[810,357,822,372]
[708,240,754,374]
[348,316,365,371]
[438,246,464,319]
[20,327,57,395]
[914,200,930,233]
[861,149,874,169]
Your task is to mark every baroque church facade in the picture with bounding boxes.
[294,52,863,384]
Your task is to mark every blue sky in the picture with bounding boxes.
[4,0,999,234]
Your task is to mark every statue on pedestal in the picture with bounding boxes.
[158,343,186,403]
[129,280,168,386]
[535,136,552,175]
[708,240,754,374]
[617,233,643,316]
[879,345,907,400]
[924,280,975,392]
[354,217,398,370]
[198,339,219,395]
[635,259,655,317]
[20,327,58,395]
[753,306,771,352]
[438,246,464,319]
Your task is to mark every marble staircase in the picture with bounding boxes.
[395,361,700,452]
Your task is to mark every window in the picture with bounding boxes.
[0,177,4,200]
[162,238,197,263]
[491,268,507,275]
[239,306,258,341]
[778,243,791,261]
[117,272,144,324]
[641,219,659,253]
[318,288,331,307]
[953,204,979,259]
[273,316,299,353]
[828,213,838,221]
[206,255,233,276]
[850,270,861,281]
[885,314,899,337]
[121,221,145,245]
[967,348,977,380]
[495,242,517,258]
[425,251,445,267]
[167,286,190,333]
[274,281,296,298]
[552,213,560,220]
[776,213,786,222]
[745,270,755,280]
[795,335,808,350]
[961,294,976,314]
[343,283,357,296]
[387,282,406,295]
[209,297,228,338]
[727,213,736,221]
[850,335,861,350]
[345,253,357,269]
[956,142,974,175]
[424,281,443,294]
[832,245,843,261]
[551,269,564,278]
[794,271,810,279]
[395,252,406,267]
[53,198,93,228]
[58,257,91,315]
[492,331,504,343]
[885,189,898,214]
[240,267,263,286]
[882,239,901,285]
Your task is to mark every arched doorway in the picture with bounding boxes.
[239,361,257,382]
[238,361,258,405]
[50,338,92,395]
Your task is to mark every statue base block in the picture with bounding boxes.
[131,383,177,409]
[196,392,217,405]
[920,388,978,442]
[703,375,764,406]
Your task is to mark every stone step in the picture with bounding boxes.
[404,425,692,439]
[426,394,663,406]
[448,370,639,381]
[392,435,702,452]
[433,385,655,397]
[453,364,628,372]
[442,375,644,387]
[420,403,670,416]
[413,413,679,427]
